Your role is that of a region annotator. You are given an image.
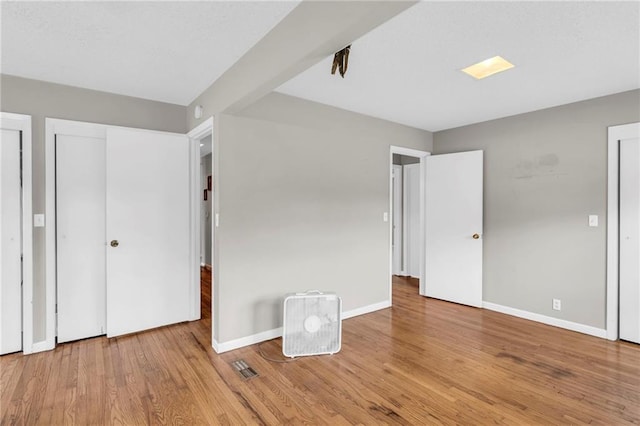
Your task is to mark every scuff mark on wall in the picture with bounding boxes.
[513,153,565,179]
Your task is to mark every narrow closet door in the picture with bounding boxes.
[620,137,640,344]
[403,163,420,278]
[105,127,190,337]
[56,135,106,343]
[0,128,23,354]
[392,164,403,275]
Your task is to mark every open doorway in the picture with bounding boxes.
[188,117,215,344]
[389,146,484,309]
[199,135,212,325]
[389,146,429,304]
[200,135,213,271]
[392,153,421,293]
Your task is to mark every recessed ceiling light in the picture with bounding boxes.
[200,143,204,147]
[461,56,515,80]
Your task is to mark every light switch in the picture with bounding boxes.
[34,214,45,227]
[588,215,598,227]
[383,212,389,222]
[215,213,220,227]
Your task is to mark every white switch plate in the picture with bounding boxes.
[552,298,562,311]
[215,213,219,227]
[34,214,45,227]
[588,215,598,227]
[383,212,389,222]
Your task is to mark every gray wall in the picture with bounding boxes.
[214,92,432,343]
[433,89,640,329]
[0,74,187,342]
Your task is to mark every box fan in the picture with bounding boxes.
[282,290,342,358]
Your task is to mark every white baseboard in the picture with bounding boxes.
[342,300,391,320]
[213,327,283,354]
[482,301,607,339]
[212,300,391,354]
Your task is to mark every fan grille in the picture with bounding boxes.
[282,292,341,357]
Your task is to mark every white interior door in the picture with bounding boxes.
[56,135,106,343]
[620,137,640,344]
[424,150,483,307]
[392,164,403,275]
[404,163,420,278]
[106,127,191,337]
[0,128,22,354]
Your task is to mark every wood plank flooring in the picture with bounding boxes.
[1,272,639,424]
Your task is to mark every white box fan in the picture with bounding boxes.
[282,290,342,358]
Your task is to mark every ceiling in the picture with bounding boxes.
[0,1,299,105]
[276,1,640,131]
[1,2,638,132]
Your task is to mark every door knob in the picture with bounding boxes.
[472,234,480,240]
[110,240,119,247]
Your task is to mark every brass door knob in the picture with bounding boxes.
[472,234,480,240]
[110,240,119,247]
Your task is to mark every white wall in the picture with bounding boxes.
[214,93,432,344]
[434,89,640,329]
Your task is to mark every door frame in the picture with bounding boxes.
[0,112,33,354]
[391,164,403,275]
[606,122,640,341]
[43,118,200,352]
[389,146,430,304]
[187,117,214,324]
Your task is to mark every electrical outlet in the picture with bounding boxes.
[552,299,562,311]
[34,214,45,227]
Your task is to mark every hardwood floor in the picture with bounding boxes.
[2,271,639,424]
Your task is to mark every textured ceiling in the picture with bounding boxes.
[2,1,638,130]
[277,1,640,131]
[1,1,299,105]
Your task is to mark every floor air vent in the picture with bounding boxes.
[231,359,259,380]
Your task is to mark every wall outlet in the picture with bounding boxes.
[588,215,598,227]
[552,298,562,311]
[34,214,45,227]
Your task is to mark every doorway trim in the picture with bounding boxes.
[389,146,430,304]
[606,122,640,341]
[0,112,33,354]
[187,117,214,324]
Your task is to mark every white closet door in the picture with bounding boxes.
[404,163,420,278]
[392,164,403,275]
[620,137,640,344]
[424,151,483,307]
[56,135,106,343]
[0,128,22,354]
[106,127,191,337]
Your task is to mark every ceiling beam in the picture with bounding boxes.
[187,0,416,129]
